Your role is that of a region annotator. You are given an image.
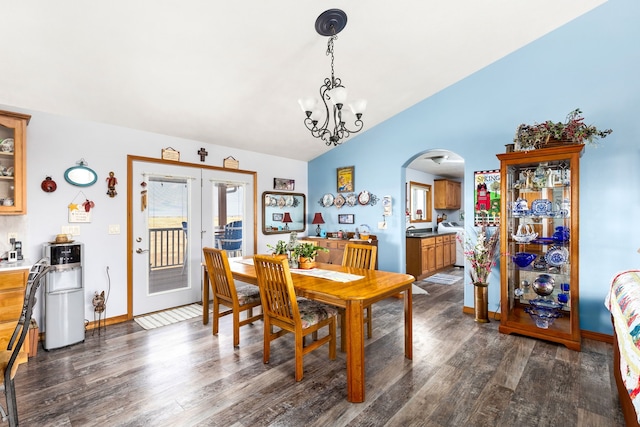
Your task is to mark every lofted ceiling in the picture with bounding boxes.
[1,1,606,163]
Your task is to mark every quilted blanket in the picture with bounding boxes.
[605,270,640,421]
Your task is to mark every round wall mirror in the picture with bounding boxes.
[64,163,98,187]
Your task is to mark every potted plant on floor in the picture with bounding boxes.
[292,242,328,269]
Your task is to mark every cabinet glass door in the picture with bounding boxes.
[498,145,583,351]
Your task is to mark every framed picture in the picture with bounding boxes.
[272,213,284,222]
[338,214,354,224]
[473,170,501,226]
[273,178,295,191]
[337,166,354,193]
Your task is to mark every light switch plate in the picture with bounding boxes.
[377,221,387,230]
[108,224,120,235]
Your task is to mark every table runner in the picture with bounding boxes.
[291,268,364,283]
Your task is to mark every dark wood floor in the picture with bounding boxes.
[14,268,625,426]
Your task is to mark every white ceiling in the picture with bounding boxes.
[1,1,606,163]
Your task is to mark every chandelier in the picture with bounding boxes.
[298,9,366,146]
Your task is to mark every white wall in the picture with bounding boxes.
[1,106,308,328]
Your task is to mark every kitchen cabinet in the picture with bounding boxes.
[0,268,30,366]
[406,233,456,280]
[434,179,461,210]
[448,235,457,266]
[302,236,378,269]
[435,236,444,270]
[0,110,30,215]
[497,144,583,351]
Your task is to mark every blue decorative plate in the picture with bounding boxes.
[545,246,569,267]
[531,199,552,216]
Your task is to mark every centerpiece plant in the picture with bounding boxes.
[292,242,329,269]
[267,240,289,260]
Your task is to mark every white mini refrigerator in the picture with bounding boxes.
[43,242,85,350]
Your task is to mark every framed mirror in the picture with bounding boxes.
[64,161,98,187]
[262,191,306,234]
[409,181,432,223]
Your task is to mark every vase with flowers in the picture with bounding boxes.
[460,220,500,322]
[514,108,612,151]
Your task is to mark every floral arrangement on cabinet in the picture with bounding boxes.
[514,108,612,151]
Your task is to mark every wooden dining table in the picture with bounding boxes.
[202,257,415,403]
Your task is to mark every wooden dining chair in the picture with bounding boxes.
[253,254,337,381]
[1,258,50,426]
[341,243,377,349]
[202,247,262,348]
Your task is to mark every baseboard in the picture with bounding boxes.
[463,306,613,344]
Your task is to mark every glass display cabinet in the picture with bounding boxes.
[0,110,30,215]
[497,144,583,351]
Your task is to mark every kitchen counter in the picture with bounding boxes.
[406,230,456,238]
[0,259,32,272]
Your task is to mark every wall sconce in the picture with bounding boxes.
[311,212,325,236]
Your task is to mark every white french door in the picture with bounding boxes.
[132,161,203,316]
[130,159,255,316]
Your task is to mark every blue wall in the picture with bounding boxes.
[308,0,640,335]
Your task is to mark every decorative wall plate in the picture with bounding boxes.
[358,190,370,205]
[345,193,357,207]
[321,193,334,207]
[334,194,345,209]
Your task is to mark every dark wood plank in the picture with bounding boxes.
[11,267,625,426]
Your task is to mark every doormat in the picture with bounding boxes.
[134,304,207,330]
[423,273,462,285]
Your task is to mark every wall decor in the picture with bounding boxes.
[106,171,118,197]
[337,166,354,193]
[338,213,354,224]
[474,170,501,226]
[262,191,306,234]
[223,156,239,169]
[161,147,180,161]
[68,191,93,223]
[198,147,209,162]
[274,178,295,191]
[319,193,334,207]
[41,176,57,193]
[64,159,97,187]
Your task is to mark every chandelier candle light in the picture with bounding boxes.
[299,9,366,146]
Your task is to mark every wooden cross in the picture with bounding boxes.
[198,147,208,162]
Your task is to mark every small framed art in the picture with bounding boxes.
[337,166,354,193]
[274,178,295,191]
[272,213,284,221]
[338,213,354,224]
